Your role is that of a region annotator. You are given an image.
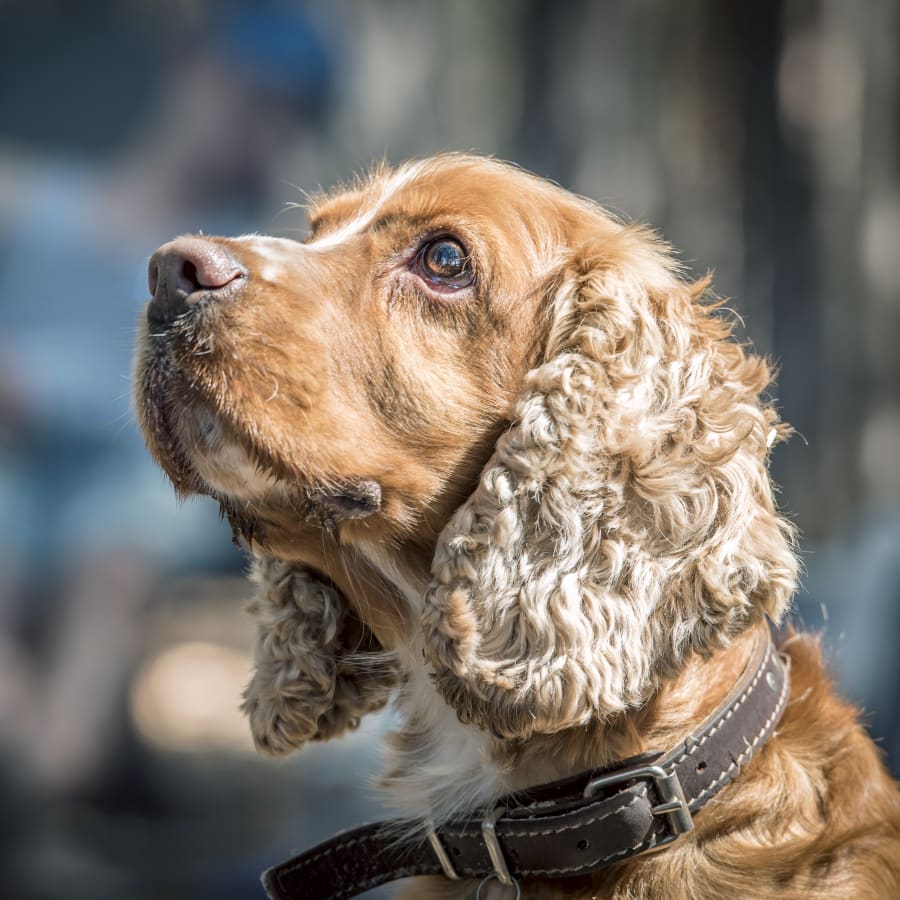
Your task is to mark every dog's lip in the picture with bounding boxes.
[137,346,212,494]
[192,405,224,448]
[140,392,200,493]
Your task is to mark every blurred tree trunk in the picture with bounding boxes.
[734,0,827,528]
[512,0,586,186]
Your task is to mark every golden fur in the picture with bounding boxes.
[134,154,900,897]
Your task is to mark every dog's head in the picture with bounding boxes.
[135,154,796,752]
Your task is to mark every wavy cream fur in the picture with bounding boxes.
[423,233,796,739]
[242,557,397,753]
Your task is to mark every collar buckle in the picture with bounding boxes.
[584,763,694,847]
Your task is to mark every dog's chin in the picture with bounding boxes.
[137,377,273,500]
[183,407,288,503]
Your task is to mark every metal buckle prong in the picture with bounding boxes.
[481,805,514,886]
[426,824,461,880]
[583,763,694,843]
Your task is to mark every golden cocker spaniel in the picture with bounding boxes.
[135,155,900,899]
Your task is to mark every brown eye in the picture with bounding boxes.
[415,237,473,289]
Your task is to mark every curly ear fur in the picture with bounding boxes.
[242,556,398,754]
[423,227,798,740]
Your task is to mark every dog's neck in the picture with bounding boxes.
[492,625,761,791]
[368,546,763,826]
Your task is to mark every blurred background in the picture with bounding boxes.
[0,0,897,897]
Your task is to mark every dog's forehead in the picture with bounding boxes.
[308,157,545,242]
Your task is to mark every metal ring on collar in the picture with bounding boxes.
[476,873,521,899]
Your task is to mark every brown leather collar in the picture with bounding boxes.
[263,626,790,900]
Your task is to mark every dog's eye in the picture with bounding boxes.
[414,237,473,289]
[423,239,467,278]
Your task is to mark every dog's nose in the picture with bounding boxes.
[147,238,245,326]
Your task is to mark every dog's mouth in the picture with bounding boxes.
[135,334,204,495]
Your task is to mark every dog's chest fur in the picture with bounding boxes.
[383,653,506,825]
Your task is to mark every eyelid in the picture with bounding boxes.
[410,228,470,258]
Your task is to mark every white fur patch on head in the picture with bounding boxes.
[229,164,427,284]
[232,235,308,283]
[304,162,426,251]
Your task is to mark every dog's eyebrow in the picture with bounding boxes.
[306,212,335,238]
[369,211,439,234]
[307,208,436,244]
[307,195,368,237]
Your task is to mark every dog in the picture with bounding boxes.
[135,155,900,898]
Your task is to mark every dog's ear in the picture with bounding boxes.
[422,225,798,740]
[242,556,398,754]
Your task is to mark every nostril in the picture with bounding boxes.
[169,252,241,299]
[185,252,243,292]
[148,262,159,297]
[181,259,201,293]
